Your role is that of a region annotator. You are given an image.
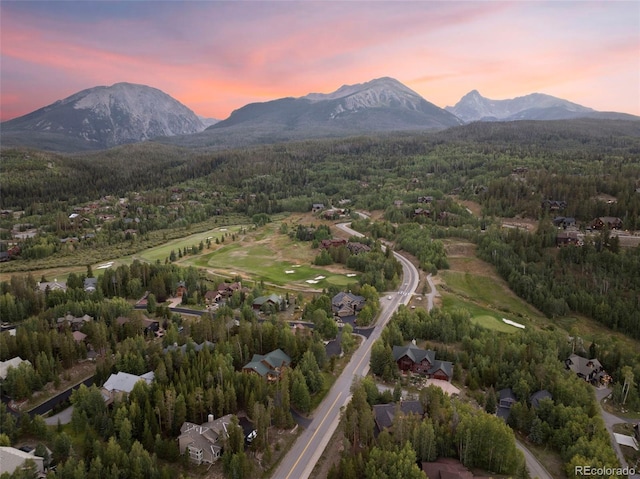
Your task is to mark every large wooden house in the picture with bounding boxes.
[392,345,453,381]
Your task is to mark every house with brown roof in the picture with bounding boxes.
[176,281,187,297]
[422,458,476,479]
[320,238,347,249]
[556,231,579,246]
[204,290,222,305]
[217,281,244,298]
[590,217,622,230]
[392,345,453,381]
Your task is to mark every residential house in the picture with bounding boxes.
[176,281,187,297]
[242,349,291,381]
[72,331,87,343]
[217,281,244,298]
[331,292,365,318]
[0,357,31,380]
[252,294,284,311]
[530,390,553,409]
[346,242,371,255]
[163,340,215,354]
[204,290,222,305]
[566,354,609,385]
[102,371,154,404]
[542,199,567,211]
[393,345,435,375]
[323,208,346,220]
[556,231,579,246]
[56,313,93,331]
[115,316,130,327]
[392,345,453,381]
[414,208,431,218]
[0,447,45,476]
[141,317,160,335]
[83,277,98,293]
[553,216,576,229]
[36,280,67,293]
[421,458,475,479]
[372,400,424,435]
[591,216,622,230]
[497,388,517,421]
[311,203,325,213]
[178,414,238,465]
[320,238,347,250]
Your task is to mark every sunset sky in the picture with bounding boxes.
[1,1,638,122]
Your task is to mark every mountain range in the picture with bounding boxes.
[2,78,637,152]
[1,82,206,150]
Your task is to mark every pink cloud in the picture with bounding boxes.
[1,1,638,121]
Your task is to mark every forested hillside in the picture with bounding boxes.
[1,118,640,478]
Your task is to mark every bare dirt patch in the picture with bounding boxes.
[500,218,538,232]
[455,199,483,217]
[444,241,498,278]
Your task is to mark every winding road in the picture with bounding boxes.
[271,221,420,479]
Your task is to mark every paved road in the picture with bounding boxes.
[516,439,553,479]
[595,387,640,479]
[271,222,421,479]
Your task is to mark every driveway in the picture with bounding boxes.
[44,406,73,426]
[595,387,640,479]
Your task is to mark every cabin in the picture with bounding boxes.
[392,345,453,381]
[556,231,579,246]
[242,349,291,381]
[176,281,187,297]
[590,217,622,230]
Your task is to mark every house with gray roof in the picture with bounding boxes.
[83,277,98,293]
[178,414,238,465]
[497,388,517,421]
[36,280,67,292]
[242,348,291,381]
[0,446,44,476]
[0,357,32,381]
[530,390,553,409]
[331,292,365,318]
[102,371,154,403]
[163,340,215,354]
[565,354,609,385]
[373,400,424,435]
[252,293,284,311]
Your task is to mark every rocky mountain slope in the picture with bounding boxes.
[446,90,634,123]
[204,77,462,134]
[1,83,205,150]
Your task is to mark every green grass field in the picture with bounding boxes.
[189,241,358,289]
[133,225,245,263]
[440,270,539,319]
[440,293,521,333]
